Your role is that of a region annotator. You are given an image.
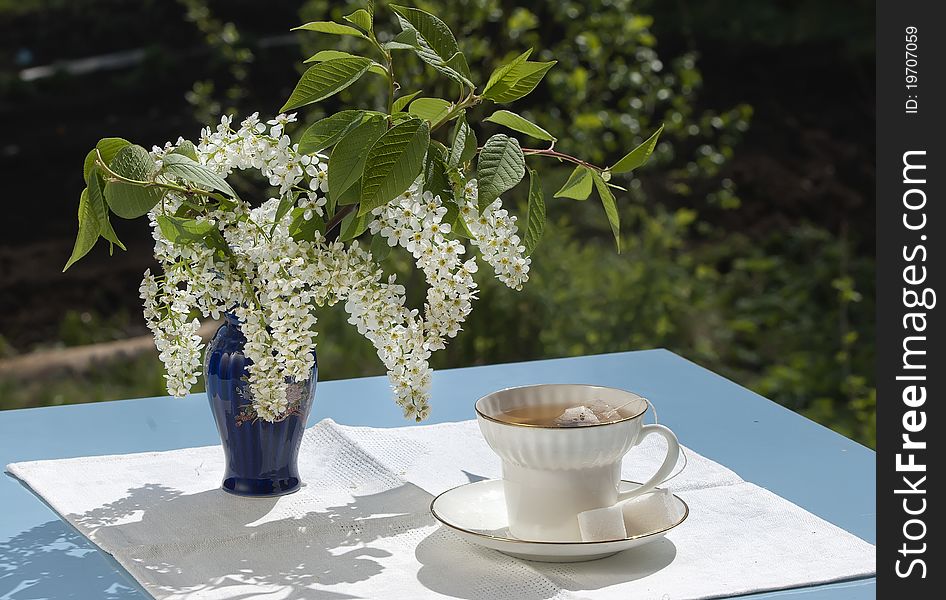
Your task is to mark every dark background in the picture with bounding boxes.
[0,0,875,446]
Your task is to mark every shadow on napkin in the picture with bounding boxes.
[44,480,434,598]
[413,527,676,599]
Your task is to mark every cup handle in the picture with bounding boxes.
[616,424,680,502]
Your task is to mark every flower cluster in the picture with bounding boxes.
[370,186,479,349]
[141,114,528,422]
[139,271,203,397]
[460,180,531,290]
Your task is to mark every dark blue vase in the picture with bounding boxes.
[204,313,316,497]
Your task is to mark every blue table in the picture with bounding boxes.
[0,349,874,599]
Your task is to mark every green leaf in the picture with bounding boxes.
[95,137,131,166]
[83,150,97,184]
[328,118,386,203]
[483,49,532,95]
[485,110,555,142]
[161,154,238,199]
[359,118,431,216]
[610,124,664,174]
[482,59,556,103]
[63,189,101,271]
[171,140,199,161]
[335,179,362,207]
[554,166,594,200]
[424,146,452,203]
[370,233,392,261]
[303,50,387,76]
[156,214,215,245]
[449,112,477,167]
[298,110,365,154]
[390,5,473,86]
[204,229,231,259]
[592,171,621,252]
[84,137,131,183]
[159,213,229,257]
[292,21,368,39]
[408,97,452,124]
[442,200,468,238]
[270,193,298,236]
[444,52,472,82]
[392,90,421,113]
[383,28,419,51]
[524,167,546,255]
[280,57,373,112]
[88,172,125,250]
[104,145,165,219]
[476,133,525,212]
[343,8,372,32]
[340,209,369,241]
[454,211,474,238]
[288,207,325,241]
[303,49,353,63]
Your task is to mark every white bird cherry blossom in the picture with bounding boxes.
[140,113,530,422]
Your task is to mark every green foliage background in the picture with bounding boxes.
[0,0,875,446]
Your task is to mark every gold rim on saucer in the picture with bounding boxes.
[474,384,651,429]
[429,479,689,546]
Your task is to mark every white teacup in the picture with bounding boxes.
[475,384,680,542]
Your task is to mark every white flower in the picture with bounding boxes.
[460,180,531,290]
[142,113,531,423]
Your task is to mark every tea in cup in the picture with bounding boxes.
[475,384,680,542]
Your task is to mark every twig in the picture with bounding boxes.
[324,204,357,241]
[520,147,602,171]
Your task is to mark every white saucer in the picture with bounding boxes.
[429,479,688,562]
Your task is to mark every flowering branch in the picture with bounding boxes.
[63,3,666,423]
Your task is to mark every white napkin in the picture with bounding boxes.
[7,418,875,600]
